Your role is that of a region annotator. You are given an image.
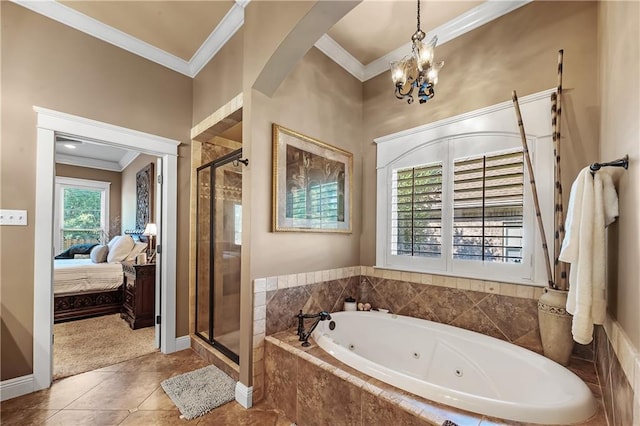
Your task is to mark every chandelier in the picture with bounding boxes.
[390,0,444,104]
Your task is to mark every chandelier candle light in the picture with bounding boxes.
[390,0,444,104]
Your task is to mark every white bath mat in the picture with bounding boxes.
[161,365,236,420]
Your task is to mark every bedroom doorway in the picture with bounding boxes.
[195,149,243,364]
[33,107,180,392]
[51,151,162,380]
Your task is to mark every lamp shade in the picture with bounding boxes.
[143,223,157,236]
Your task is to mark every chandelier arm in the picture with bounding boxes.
[395,82,416,104]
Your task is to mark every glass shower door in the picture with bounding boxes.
[195,150,242,363]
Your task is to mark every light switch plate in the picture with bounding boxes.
[0,209,28,226]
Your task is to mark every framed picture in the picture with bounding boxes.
[135,163,154,231]
[272,124,352,233]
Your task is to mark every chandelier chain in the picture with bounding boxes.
[416,0,421,32]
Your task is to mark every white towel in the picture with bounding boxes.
[559,167,618,344]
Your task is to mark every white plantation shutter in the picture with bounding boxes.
[453,150,524,263]
[391,162,443,258]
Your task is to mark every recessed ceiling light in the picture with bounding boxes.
[57,137,83,149]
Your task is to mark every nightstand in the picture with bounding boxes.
[121,261,156,329]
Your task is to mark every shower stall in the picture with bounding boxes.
[195,149,243,363]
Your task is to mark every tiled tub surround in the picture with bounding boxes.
[252,267,639,424]
[252,267,600,405]
[264,331,607,426]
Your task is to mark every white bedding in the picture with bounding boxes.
[54,259,124,295]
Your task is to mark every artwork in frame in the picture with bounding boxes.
[272,124,352,233]
[136,163,154,231]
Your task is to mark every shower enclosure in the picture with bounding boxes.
[195,149,242,363]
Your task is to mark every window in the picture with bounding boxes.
[452,150,524,263]
[375,90,554,285]
[391,162,443,258]
[54,177,110,255]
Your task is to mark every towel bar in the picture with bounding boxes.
[589,154,629,174]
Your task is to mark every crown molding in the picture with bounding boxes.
[189,2,245,77]
[56,153,123,172]
[314,34,365,81]
[11,0,246,78]
[318,0,533,83]
[12,0,191,75]
[14,0,530,81]
[118,150,141,171]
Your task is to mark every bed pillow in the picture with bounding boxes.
[107,235,121,250]
[125,242,148,262]
[106,235,135,263]
[90,244,109,263]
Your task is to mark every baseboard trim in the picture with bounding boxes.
[235,381,253,408]
[174,335,191,351]
[1,374,34,402]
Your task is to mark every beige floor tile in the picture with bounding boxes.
[116,349,209,375]
[0,371,113,411]
[43,409,129,425]
[196,401,292,426]
[0,348,295,426]
[65,371,168,410]
[138,387,179,411]
[0,409,59,425]
[119,409,199,425]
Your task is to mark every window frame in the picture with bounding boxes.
[375,89,555,286]
[54,176,111,255]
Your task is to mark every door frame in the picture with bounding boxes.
[33,106,180,391]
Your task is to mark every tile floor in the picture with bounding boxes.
[1,349,292,425]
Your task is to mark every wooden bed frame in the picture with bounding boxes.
[53,229,149,323]
[54,286,123,323]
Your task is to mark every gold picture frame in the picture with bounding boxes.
[272,124,352,233]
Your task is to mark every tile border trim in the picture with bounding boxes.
[603,314,639,397]
[253,265,542,300]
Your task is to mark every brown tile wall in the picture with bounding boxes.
[264,339,437,426]
[265,275,544,353]
[595,325,635,426]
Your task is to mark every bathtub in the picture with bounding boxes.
[312,311,596,425]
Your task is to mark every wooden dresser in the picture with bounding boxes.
[121,261,156,329]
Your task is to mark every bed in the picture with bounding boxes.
[53,230,149,322]
[53,258,125,322]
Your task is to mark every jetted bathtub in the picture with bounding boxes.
[312,311,596,425]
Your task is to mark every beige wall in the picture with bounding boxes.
[248,47,363,279]
[121,154,158,232]
[598,1,640,350]
[192,30,244,126]
[360,1,599,265]
[55,164,122,239]
[0,2,192,380]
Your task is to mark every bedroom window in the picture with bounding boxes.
[375,90,555,286]
[54,177,110,255]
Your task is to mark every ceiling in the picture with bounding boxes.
[14,0,530,168]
